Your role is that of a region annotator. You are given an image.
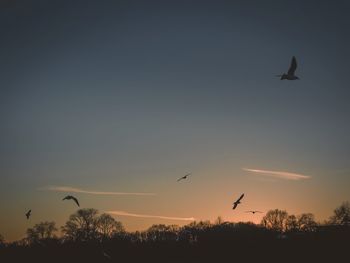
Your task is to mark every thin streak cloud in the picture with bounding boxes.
[107,210,195,221]
[39,186,156,196]
[242,168,311,181]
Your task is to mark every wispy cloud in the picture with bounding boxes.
[107,210,195,221]
[242,168,311,181]
[39,186,156,196]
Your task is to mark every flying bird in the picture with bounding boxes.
[62,195,80,207]
[25,209,31,219]
[277,56,299,80]
[245,210,263,214]
[177,173,191,182]
[232,194,244,210]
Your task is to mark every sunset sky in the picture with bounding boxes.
[1,0,349,241]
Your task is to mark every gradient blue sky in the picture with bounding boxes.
[1,0,349,241]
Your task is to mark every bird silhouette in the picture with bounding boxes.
[277,56,299,80]
[232,194,244,210]
[25,209,31,219]
[177,173,191,182]
[245,210,263,214]
[62,195,80,207]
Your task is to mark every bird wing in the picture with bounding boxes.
[232,203,238,210]
[72,197,80,207]
[178,173,191,181]
[236,193,244,202]
[287,56,297,75]
[62,196,69,200]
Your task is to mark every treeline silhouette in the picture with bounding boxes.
[1,202,349,263]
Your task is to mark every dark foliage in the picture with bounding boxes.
[1,205,349,263]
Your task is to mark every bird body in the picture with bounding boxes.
[177,173,192,182]
[278,56,299,80]
[62,195,80,207]
[232,193,244,210]
[245,210,263,214]
[25,209,31,219]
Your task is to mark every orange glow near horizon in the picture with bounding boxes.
[1,164,348,242]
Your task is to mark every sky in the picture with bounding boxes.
[1,0,349,241]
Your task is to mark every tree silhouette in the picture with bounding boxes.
[145,224,179,242]
[297,213,317,232]
[97,213,124,239]
[285,213,318,232]
[329,201,350,225]
[62,208,99,241]
[1,203,349,263]
[26,221,57,243]
[214,216,224,225]
[0,234,4,247]
[128,230,145,243]
[261,209,289,232]
[1,205,350,263]
[178,220,212,243]
[285,214,298,232]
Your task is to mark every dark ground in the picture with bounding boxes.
[1,226,349,263]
